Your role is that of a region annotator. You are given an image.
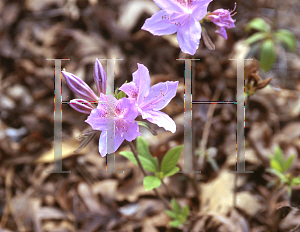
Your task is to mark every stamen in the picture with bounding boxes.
[230,3,237,14]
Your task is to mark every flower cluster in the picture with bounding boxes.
[62,59,178,157]
[142,0,236,55]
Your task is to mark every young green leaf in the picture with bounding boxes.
[245,32,268,45]
[183,205,190,217]
[270,158,283,173]
[136,136,152,159]
[171,198,182,214]
[114,87,119,98]
[119,151,138,165]
[291,176,300,186]
[283,155,295,173]
[117,90,126,99]
[169,220,181,228]
[267,168,286,182]
[163,166,180,177]
[260,39,276,72]
[143,176,161,191]
[161,145,183,174]
[139,155,158,173]
[165,210,177,219]
[274,146,284,164]
[274,29,296,52]
[246,18,270,33]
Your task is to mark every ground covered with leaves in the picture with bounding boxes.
[0,0,300,231]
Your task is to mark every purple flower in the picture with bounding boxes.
[141,0,212,55]
[85,94,140,157]
[62,59,141,157]
[119,63,178,133]
[206,5,236,39]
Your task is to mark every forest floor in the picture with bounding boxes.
[0,0,300,231]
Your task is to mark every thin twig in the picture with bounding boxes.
[198,87,222,168]
[233,173,238,208]
[161,180,177,199]
[128,142,171,210]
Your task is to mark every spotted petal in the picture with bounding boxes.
[177,17,201,55]
[142,10,177,36]
[118,82,138,99]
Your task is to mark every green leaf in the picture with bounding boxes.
[260,39,276,72]
[267,168,286,182]
[119,151,138,165]
[165,210,178,219]
[161,145,183,174]
[183,205,190,217]
[283,155,295,173]
[143,176,161,191]
[246,18,270,33]
[274,29,296,52]
[114,87,119,98]
[245,32,268,45]
[270,159,283,173]
[291,176,300,186]
[163,166,180,177]
[117,90,126,99]
[137,121,157,135]
[136,136,152,159]
[139,155,158,173]
[274,146,284,164]
[169,220,181,228]
[171,198,181,214]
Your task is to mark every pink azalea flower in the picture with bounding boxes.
[119,63,178,133]
[141,0,213,55]
[206,5,236,39]
[85,94,140,157]
[62,59,141,157]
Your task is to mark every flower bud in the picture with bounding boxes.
[62,71,98,102]
[69,99,94,114]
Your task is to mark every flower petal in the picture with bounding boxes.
[123,120,141,141]
[142,10,178,36]
[62,71,98,102]
[98,131,124,157]
[119,82,138,99]
[85,106,107,131]
[176,17,201,55]
[153,81,178,111]
[116,98,139,122]
[132,64,151,105]
[141,110,176,133]
[93,59,107,95]
[191,0,212,21]
[153,0,184,13]
[69,99,94,114]
[215,26,228,39]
